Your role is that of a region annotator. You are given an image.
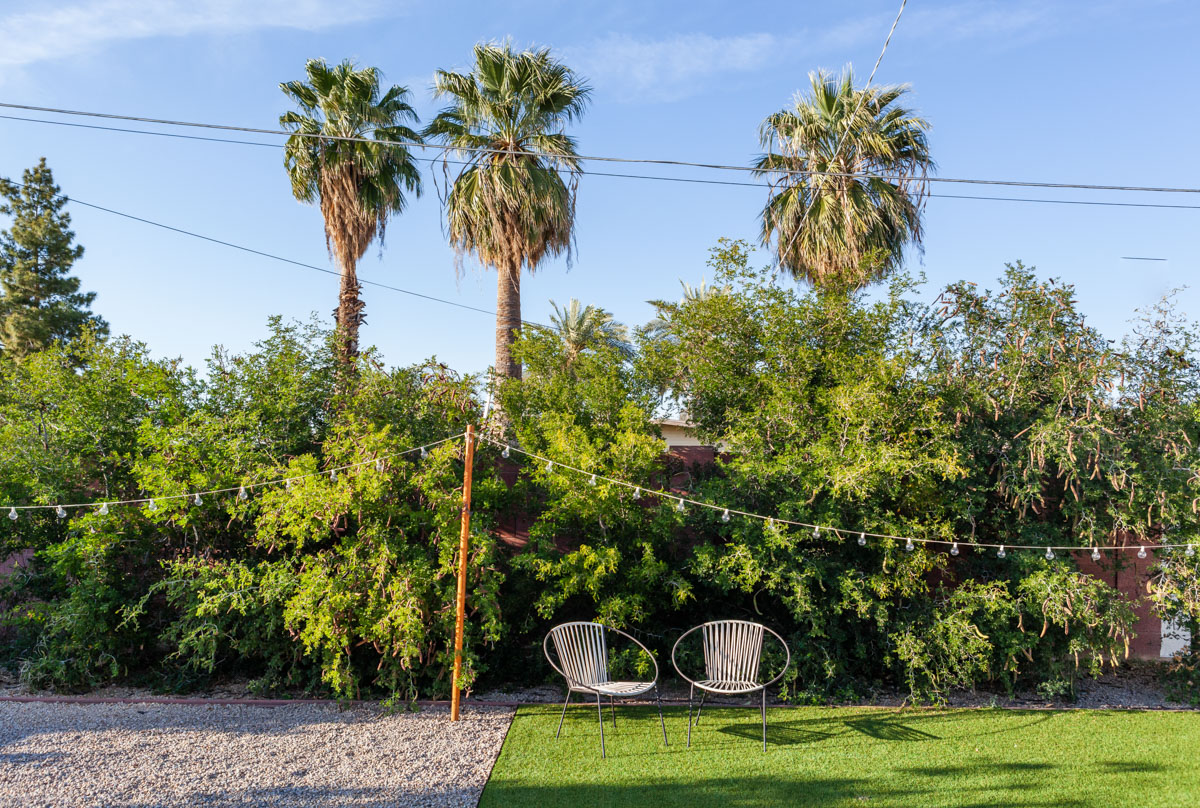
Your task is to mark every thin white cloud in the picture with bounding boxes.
[569,1,1065,102]
[0,0,389,67]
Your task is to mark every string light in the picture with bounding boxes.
[997,545,1006,559]
[857,532,867,546]
[98,503,109,516]
[501,445,510,459]
[950,542,959,556]
[589,474,597,486]
[905,538,915,552]
[330,469,337,482]
[1092,547,1101,561]
[193,493,203,506]
[55,505,66,519]
[1188,544,1196,558]
[375,458,385,472]
[147,499,157,511]
[633,487,642,500]
[812,525,820,539]
[420,446,428,459]
[7,507,15,521]
[767,518,775,529]
[285,478,292,490]
[545,460,554,473]
[1045,547,1055,561]
[237,486,248,501]
[721,508,730,522]
[675,498,686,513]
[1138,546,1147,559]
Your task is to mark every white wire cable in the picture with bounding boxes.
[484,435,1194,554]
[4,432,466,514]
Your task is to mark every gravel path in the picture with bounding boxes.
[0,701,513,808]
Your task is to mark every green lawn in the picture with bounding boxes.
[480,703,1200,807]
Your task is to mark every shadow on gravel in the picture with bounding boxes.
[105,784,483,808]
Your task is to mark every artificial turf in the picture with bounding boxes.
[479,702,1200,807]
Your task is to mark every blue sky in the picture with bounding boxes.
[0,0,1196,374]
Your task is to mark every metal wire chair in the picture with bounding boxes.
[544,621,668,758]
[670,619,791,750]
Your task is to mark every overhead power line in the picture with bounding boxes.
[3,100,1200,195]
[4,113,1199,211]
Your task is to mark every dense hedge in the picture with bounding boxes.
[3,244,1199,703]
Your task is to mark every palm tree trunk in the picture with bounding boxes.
[495,257,522,380]
[335,261,364,368]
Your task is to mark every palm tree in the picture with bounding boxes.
[644,279,730,341]
[546,299,633,367]
[425,43,590,381]
[280,58,423,366]
[753,68,932,289]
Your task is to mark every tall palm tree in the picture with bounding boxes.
[546,298,633,367]
[425,43,590,381]
[280,58,423,366]
[753,68,932,289]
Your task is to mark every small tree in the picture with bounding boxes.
[0,158,107,358]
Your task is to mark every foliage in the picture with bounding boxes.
[0,158,108,358]
[752,69,932,288]
[425,42,590,379]
[280,59,423,363]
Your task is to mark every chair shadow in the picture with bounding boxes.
[845,715,940,741]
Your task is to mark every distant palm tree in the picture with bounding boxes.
[644,279,730,340]
[425,43,590,381]
[280,58,423,366]
[546,299,633,366]
[753,68,932,289]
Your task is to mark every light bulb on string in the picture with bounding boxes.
[420,446,428,459]
[193,493,203,506]
[1091,547,1101,562]
[1137,546,1147,559]
[997,545,1006,559]
[375,458,385,472]
[1188,544,1196,558]
[766,518,774,530]
[1045,547,1055,561]
[98,503,109,516]
[721,509,730,523]
[237,486,248,501]
[675,498,686,513]
[632,487,641,501]
[812,525,820,539]
[950,542,960,557]
[7,507,15,521]
[905,538,915,552]
[857,532,867,546]
[501,446,510,459]
[589,474,597,486]
[55,505,66,519]
[330,469,337,482]
[285,479,292,491]
[147,499,157,512]
[545,460,554,474]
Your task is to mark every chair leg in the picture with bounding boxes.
[761,688,767,751]
[596,692,606,759]
[695,689,706,725]
[610,695,617,728]
[655,685,668,747]
[556,689,572,739]
[686,683,694,749]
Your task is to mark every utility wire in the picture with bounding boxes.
[5,113,1199,211]
[2,177,556,330]
[3,100,1200,195]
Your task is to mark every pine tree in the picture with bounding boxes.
[0,158,107,358]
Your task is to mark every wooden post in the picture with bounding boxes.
[450,424,476,721]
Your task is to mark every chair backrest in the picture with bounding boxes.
[701,620,764,684]
[549,622,609,687]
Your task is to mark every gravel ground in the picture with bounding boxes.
[0,701,513,808]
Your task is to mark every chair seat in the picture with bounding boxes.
[695,679,764,694]
[571,680,657,697]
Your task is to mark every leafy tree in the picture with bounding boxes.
[425,43,590,381]
[0,158,107,358]
[280,59,423,367]
[753,69,932,288]
[545,298,632,368]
